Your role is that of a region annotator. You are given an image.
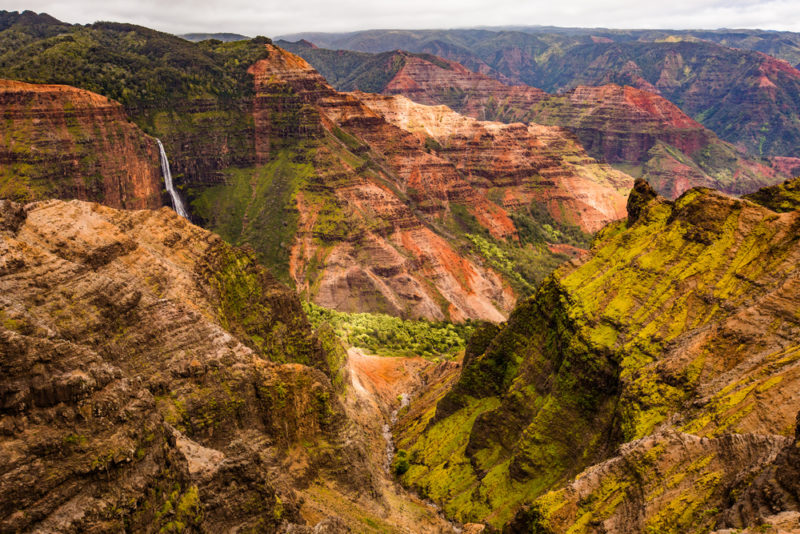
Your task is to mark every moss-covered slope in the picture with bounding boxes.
[396,178,800,531]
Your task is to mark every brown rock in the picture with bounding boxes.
[0,80,163,208]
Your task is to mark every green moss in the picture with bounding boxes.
[192,151,309,284]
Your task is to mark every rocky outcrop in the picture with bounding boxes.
[718,411,800,532]
[193,44,633,322]
[380,53,548,121]
[744,177,800,213]
[0,80,163,208]
[396,181,800,531]
[241,45,517,322]
[0,198,430,532]
[354,92,632,233]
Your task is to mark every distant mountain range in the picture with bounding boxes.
[278,28,800,158]
[180,32,250,42]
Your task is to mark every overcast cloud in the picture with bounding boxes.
[4,0,800,36]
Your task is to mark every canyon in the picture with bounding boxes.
[1,11,800,533]
[0,14,636,321]
[190,44,632,321]
[283,45,797,199]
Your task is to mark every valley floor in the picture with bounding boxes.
[301,347,465,532]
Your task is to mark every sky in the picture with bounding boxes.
[4,0,800,36]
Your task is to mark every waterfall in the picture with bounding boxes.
[155,139,189,219]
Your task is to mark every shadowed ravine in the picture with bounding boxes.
[345,348,468,532]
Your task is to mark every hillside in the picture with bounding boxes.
[0,197,462,532]
[278,29,800,158]
[0,79,164,208]
[284,46,794,199]
[393,178,800,531]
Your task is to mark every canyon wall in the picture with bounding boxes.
[0,80,162,208]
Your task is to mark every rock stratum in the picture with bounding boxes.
[283,47,795,200]
[394,178,800,532]
[0,198,456,533]
[192,44,632,321]
[0,15,636,321]
[0,79,162,208]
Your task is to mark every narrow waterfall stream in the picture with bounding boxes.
[156,139,189,218]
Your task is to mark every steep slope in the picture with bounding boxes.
[394,179,800,531]
[279,29,800,158]
[285,47,791,199]
[230,44,519,321]
[192,44,632,321]
[0,198,454,532]
[0,79,163,208]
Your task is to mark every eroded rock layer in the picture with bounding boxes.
[0,80,162,208]
[322,50,793,200]
[195,44,633,321]
[0,198,451,532]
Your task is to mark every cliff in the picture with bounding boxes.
[527,84,791,198]
[285,48,791,200]
[354,92,631,233]
[0,198,453,532]
[0,79,162,208]
[193,44,633,321]
[395,179,800,531]
[280,29,800,158]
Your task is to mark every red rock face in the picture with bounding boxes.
[370,52,791,199]
[551,84,711,162]
[770,156,800,178]
[0,80,162,209]
[382,54,548,121]
[355,93,632,233]
[244,45,632,321]
[249,46,516,321]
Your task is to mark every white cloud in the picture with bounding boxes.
[3,0,800,36]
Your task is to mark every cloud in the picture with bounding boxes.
[3,0,800,36]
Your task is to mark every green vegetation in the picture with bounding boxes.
[396,185,798,528]
[744,176,800,212]
[204,243,319,368]
[191,151,309,284]
[448,202,583,298]
[392,449,411,475]
[0,18,268,110]
[303,301,474,359]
